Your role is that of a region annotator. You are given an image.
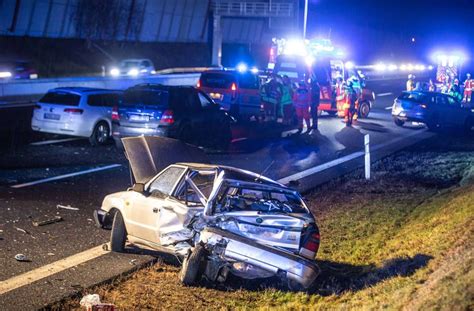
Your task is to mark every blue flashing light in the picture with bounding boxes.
[236,63,248,72]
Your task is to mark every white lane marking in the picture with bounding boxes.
[385,106,393,110]
[377,92,393,97]
[0,130,432,295]
[0,245,107,295]
[30,138,83,146]
[10,164,122,189]
[231,137,248,143]
[277,130,430,184]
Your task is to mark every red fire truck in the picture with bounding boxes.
[268,38,375,118]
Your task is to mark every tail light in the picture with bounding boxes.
[196,80,201,88]
[160,109,174,125]
[299,225,320,260]
[64,108,83,114]
[111,105,120,121]
[420,104,427,109]
[34,104,41,109]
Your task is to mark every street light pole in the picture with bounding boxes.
[303,0,309,39]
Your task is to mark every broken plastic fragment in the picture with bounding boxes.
[32,216,63,227]
[14,254,28,262]
[56,204,79,211]
[80,294,101,307]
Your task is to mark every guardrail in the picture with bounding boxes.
[0,73,200,99]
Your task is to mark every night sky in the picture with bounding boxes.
[306,0,474,69]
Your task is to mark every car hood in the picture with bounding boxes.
[122,136,209,184]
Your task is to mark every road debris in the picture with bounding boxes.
[14,254,29,262]
[129,259,137,265]
[102,243,109,251]
[14,226,30,234]
[80,294,115,311]
[32,216,63,227]
[57,204,79,211]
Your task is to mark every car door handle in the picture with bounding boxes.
[152,207,159,213]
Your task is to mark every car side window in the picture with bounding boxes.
[176,171,215,205]
[148,166,185,195]
[87,94,104,106]
[446,96,459,107]
[186,90,201,112]
[436,95,448,105]
[198,92,213,108]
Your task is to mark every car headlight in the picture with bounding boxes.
[0,71,12,78]
[110,68,119,76]
[128,68,139,76]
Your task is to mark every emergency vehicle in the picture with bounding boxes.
[268,38,375,118]
[197,68,261,120]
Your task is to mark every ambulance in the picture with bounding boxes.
[268,38,375,118]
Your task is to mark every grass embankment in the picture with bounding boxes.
[58,137,474,310]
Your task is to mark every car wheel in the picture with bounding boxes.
[179,244,207,286]
[214,122,232,150]
[89,122,110,146]
[358,101,371,118]
[393,118,405,127]
[426,115,441,131]
[178,123,193,144]
[464,117,474,134]
[110,211,127,252]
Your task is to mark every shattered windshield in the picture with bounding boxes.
[215,185,307,214]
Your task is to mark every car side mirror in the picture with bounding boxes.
[131,183,145,193]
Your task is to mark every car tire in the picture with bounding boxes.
[464,117,474,134]
[179,244,206,286]
[426,115,440,131]
[394,118,405,127]
[110,211,126,253]
[214,122,232,150]
[89,121,110,146]
[358,101,371,118]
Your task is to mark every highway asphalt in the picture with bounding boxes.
[0,79,437,309]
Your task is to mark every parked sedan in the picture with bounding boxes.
[112,84,233,149]
[94,136,321,290]
[31,87,122,145]
[0,60,38,79]
[392,91,474,132]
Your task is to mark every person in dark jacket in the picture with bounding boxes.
[310,78,320,130]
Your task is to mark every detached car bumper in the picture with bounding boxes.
[200,227,320,289]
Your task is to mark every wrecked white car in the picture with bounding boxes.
[94,136,320,290]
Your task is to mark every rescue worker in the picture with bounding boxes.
[428,79,437,92]
[260,76,282,120]
[414,82,423,91]
[463,73,473,103]
[406,74,416,91]
[310,78,321,130]
[344,79,359,127]
[280,75,294,125]
[449,79,463,102]
[293,81,311,134]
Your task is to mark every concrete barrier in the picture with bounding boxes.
[0,74,200,99]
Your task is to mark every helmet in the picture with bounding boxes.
[408,74,413,79]
[467,73,471,78]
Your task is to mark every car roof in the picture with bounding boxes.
[125,83,195,91]
[174,162,287,188]
[50,87,122,95]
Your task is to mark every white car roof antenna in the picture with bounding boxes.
[255,161,275,182]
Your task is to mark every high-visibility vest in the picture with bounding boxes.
[293,88,310,108]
